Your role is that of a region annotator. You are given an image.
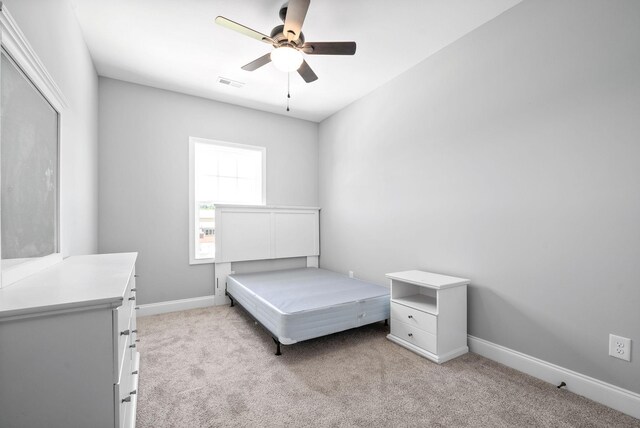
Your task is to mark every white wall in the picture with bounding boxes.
[319,0,640,394]
[3,0,99,256]
[98,77,318,305]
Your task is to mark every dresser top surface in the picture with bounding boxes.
[386,270,469,289]
[0,252,137,319]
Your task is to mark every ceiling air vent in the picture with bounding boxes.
[217,77,244,88]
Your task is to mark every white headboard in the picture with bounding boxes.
[214,205,319,262]
[213,205,320,304]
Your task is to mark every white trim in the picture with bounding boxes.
[136,295,215,317]
[0,3,68,110]
[214,294,231,306]
[468,335,640,420]
[215,204,320,210]
[188,137,267,265]
[188,138,213,265]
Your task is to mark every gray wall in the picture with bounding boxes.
[3,0,99,256]
[98,77,318,305]
[318,0,640,393]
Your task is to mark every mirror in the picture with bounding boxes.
[0,49,59,284]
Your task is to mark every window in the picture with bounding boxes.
[189,137,266,264]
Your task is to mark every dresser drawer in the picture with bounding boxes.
[113,306,130,376]
[391,320,437,354]
[125,352,140,428]
[391,301,437,335]
[114,371,134,428]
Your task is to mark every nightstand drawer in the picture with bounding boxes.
[391,301,437,335]
[391,320,437,354]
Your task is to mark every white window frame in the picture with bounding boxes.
[189,137,266,265]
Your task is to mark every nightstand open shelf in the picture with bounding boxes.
[386,270,469,364]
[392,294,437,314]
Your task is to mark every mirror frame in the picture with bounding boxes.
[0,3,67,288]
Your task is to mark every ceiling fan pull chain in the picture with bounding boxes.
[286,72,291,112]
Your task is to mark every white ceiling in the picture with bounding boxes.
[71,0,522,122]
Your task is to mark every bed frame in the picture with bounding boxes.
[225,290,286,355]
[213,204,387,355]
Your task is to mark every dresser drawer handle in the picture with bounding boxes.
[131,288,137,292]
[121,396,131,404]
[130,390,137,395]
[129,344,136,349]
[132,370,138,375]
[120,330,130,336]
[134,274,139,278]
[128,296,136,301]
[132,329,138,333]
[407,333,413,337]
[407,315,413,319]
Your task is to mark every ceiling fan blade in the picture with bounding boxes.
[302,42,356,55]
[241,53,272,71]
[215,16,274,45]
[297,60,318,83]
[283,0,310,42]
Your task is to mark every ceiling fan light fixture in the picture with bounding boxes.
[270,46,303,72]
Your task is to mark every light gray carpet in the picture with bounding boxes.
[136,306,638,427]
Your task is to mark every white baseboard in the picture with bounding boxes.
[468,335,640,420]
[137,295,215,317]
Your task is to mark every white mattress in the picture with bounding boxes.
[227,268,390,345]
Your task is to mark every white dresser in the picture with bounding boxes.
[0,253,140,428]
[386,270,469,364]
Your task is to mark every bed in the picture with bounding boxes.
[226,267,390,354]
[213,205,390,354]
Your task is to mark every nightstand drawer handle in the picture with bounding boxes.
[408,333,413,337]
[120,330,130,336]
[407,315,413,319]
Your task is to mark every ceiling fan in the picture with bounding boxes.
[215,0,356,83]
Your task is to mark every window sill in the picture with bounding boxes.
[190,258,214,265]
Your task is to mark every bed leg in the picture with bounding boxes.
[273,338,282,356]
[225,291,234,307]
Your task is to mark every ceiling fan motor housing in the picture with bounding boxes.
[270,24,305,47]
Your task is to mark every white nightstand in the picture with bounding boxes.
[386,270,469,364]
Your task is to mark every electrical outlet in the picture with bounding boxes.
[609,334,631,362]
[348,271,354,278]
